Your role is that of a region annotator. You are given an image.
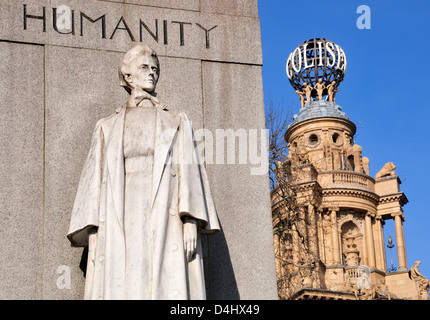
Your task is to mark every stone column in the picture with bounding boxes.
[375,216,386,271]
[318,207,329,264]
[365,213,376,268]
[292,224,300,272]
[394,213,407,270]
[401,219,407,267]
[308,204,319,259]
[273,232,281,278]
[330,208,341,265]
[297,207,306,243]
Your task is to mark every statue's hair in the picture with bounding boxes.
[119,44,160,93]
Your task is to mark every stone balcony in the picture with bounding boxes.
[318,170,375,193]
[271,167,377,211]
[281,165,376,194]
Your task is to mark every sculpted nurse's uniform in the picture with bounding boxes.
[67,44,220,300]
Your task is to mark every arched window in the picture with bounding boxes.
[332,133,339,143]
[347,155,355,171]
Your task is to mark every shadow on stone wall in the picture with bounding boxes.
[205,224,240,300]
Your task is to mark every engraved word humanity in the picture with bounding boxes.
[23,4,218,49]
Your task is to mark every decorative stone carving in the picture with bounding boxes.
[67,44,220,300]
[343,231,360,266]
[298,255,315,289]
[295,90,305,108]
[345,266,393,300]
[314,79,325,101]
[338,211,363,231]
[302,82,313,104]
[351,144,364,173]
[374,278,392,300]
[344,271,355,293]
[375,162,396,179]
[353,265,375,300]
[355,286,376,300]
[291,145,310,166]
[326,81,338,103]
[362,156,370,175]
[410,261,430,300]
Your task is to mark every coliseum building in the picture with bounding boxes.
[272,38,428,300]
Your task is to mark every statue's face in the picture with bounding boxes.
[128,55,159,93]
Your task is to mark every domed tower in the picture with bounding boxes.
[272,39,426,300]
[285,38,360,173]
[285,101,359,173]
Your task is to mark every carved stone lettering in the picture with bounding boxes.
[23,4,218,49]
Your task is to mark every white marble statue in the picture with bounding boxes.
[67,44,220,300]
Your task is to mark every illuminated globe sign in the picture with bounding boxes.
[286,38,347,103]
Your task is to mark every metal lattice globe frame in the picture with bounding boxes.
[286,38,347,99]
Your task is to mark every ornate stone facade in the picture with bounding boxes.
[272,40,428,300]
[272,99,426,299]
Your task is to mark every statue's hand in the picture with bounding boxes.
[183,218,197,262]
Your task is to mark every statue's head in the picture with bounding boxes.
[120,44,160,94]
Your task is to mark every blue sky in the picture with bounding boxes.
[258,0,430,277]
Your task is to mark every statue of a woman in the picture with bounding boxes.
[411,261,430,300]
[67,44,220,300]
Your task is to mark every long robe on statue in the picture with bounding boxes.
[67,103,220,300]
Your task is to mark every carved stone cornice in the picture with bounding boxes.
[288,288,357,301]
[271,198,287,212]
[271,180,322,211]
[270,180,321,197]
[289,180,321,193]
[378,192,408,206]
[322,188,379,204]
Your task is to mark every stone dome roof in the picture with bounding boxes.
[288,100,350,128]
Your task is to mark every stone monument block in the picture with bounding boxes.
[0,0,262,64]
[125,0,200,11]
[202,61,276,299]
[201,0,259,17]
[43,46,128,299]
[0,42,44,299]
[0,0,277,300]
